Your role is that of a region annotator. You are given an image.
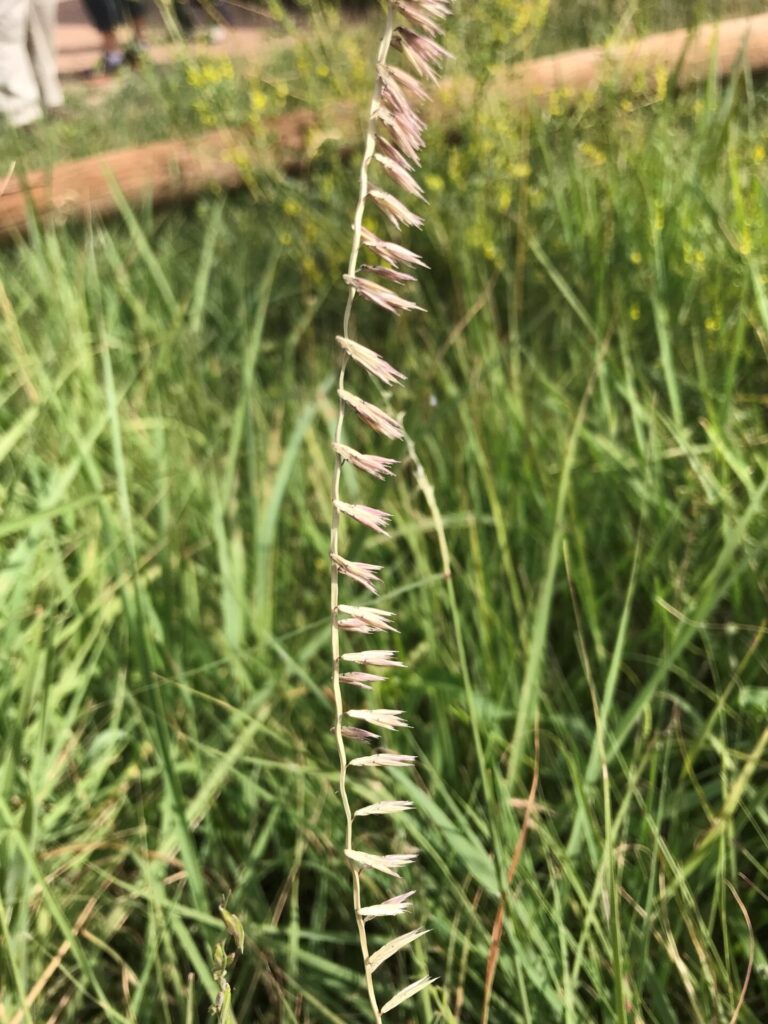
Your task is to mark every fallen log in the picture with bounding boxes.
[493,10,768,104]
[2,131,242,237]
[3,12,768,238]
[0,107,333,238]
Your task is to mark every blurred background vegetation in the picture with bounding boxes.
[1,1,767,1022]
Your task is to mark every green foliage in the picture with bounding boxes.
[1,3,768,1023]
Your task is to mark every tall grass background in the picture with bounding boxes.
[1,1,767,1021]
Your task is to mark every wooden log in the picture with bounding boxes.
[1,131,242,237]
[0,107,334,238]
[3,13,768,238]
[492,11,768,104]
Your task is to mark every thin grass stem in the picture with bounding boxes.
[330,7,397,1022]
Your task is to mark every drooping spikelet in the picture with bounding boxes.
[360,226,429,269]
[338,388,405,440]
[392,26,452,83]
[328,1,452,1020]
[334,500,393,536]
[333,442,399,480]
[336,336,407,386]
[343,273,425,314]
[331,553,383,594]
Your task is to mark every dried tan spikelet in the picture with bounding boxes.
[338,605,398,633]
[338,388,405,440]
[369,188,425,230]
[376,136,417,171]
[348,752,417,769]
[362,264,417,286]
[340,671,387,688]
[346,849,419,878]
[379,63,429,109]
[367,928,430,972]
[348,708,410,731]
[341,725,380,742]
[334,500,392,535]
[336,335,406,386]
[331,553,383,594]
[341,649,405,668]
[355,800,414,818]
[393,27,452,82]
[381,976,438,1014]
[334,443,399,481]
[383,63,430,103]
[358,890,416,920]
[361,226,429,268]
[396,0,450,36]
[375,153,426,199]
[343,273,425,315]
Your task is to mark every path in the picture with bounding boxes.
[56,0,275,79]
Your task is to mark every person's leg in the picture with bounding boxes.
[28,0,64,112]
[197,0,232,26]
[80,0,125,71]
[125,0,147,45]
[0,0,43,126]
[168,0,194,35]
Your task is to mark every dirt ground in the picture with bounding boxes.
[55,0,274,78]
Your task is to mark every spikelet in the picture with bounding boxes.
[343,274,425,315]
[348,752,417,769]
[331,554,383,594]
[393,26,452,83]
[337,605,398,633]
[338,389,405,440]
[355,800,414,818]
[376,136,417,171]
[346,849,419,878]
[360,226,429,268]
[379,64,429,110]
[367,927,429,971]
[381,976,438,1014]
[358,890,415,920]
[348,708,410,731]
[340,671,387,689]
[334,500,392,536]
[368,188,425,230]
[336,335,406,386]
[362,264,417,286]
[341,649,405,668]
[341,725,380,742]
[350,708,411,733]
[375,153,425,199]
[334,443,399,481]
[396,0,450,36]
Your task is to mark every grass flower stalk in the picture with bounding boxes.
[328,1,451,1019]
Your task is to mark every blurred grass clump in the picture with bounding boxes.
[1,2,768,1023]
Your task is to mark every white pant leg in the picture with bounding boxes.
[29,0,63,110]
[0,0,42,127]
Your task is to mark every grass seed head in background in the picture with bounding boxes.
[327,0,451,1019]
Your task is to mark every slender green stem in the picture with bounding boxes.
[329,7,396,1022]
[403,432,505,882]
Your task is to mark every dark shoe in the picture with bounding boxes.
[103,50,127,73]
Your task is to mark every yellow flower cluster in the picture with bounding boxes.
[459,0,550,72]
[186,57,235,89]
[186,57,238,128]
